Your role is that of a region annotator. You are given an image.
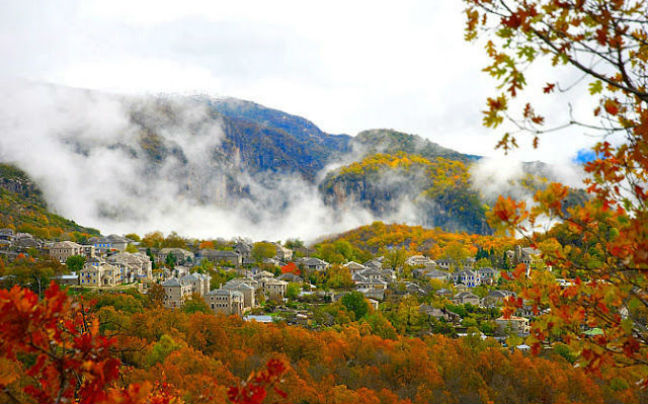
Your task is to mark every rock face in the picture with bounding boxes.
[0,163,100,237]
[318,154,491,235]
[0,164,45,206]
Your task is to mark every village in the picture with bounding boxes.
[0,228,548,345]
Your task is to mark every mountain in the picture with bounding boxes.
[128,96,353,183]
[130,97,480,183]
[0,163,100,239]
[0,83,577,238]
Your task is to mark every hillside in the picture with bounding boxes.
[319,153,491,234]
[314,221,516,258]
[0,163,100,239]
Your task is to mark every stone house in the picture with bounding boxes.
[49,241,84,263]
[79,261,120,287]
[403,282,427,296]
[0,228,14,242]
[13,233,41,249]
[223,279,256,308]
[106,252,153,282]
[179,272,211,297]
[158,248,195,265]
[405,255,434,268]
[507,246,541,268]
[422,269,451,282]
[206,289,244,315]
[482,290,516,307]
[343,261,365,273]
[52,272,79,286]
[161,277,192,309]
[419,304,461,323]
[355,278,388,290]
[495,315,530,336]
[363,257,384,270]
[273,243,293,261]
[435,258,454,270]
[277,273,303,283]
[453,291,481,306]
[477,267,499,285]
[234,242,253,265]
[200,249,242,267]
[452,270,482,287]
[253,270,275,280]
[261,278,288,299]
[300,257,329,271]
[88,234,128,255]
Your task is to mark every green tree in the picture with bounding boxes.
[165,252,177,269]
[125,233,141,242]
[183,293,211,314]
[252,242,276,263]
[284,238,304,250]
[341,291,369,321]
[474,257,491,269]
[147,334,184,366]
[286,282,301,300]
[315,243,345,264]
[146,248,157,269]
[366,312,397,340]
[332,240,354,261]
[65,255,86,272]
[392,295,424,334]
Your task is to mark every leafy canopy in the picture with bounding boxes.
[465,0,648,379]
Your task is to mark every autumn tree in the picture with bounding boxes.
[125,233,141,242]
[142,231,165,249]
[162,232,187,249]
[148,283,166,308]
[383,247,407,271]
[0,282,121,404]
[443,241,470,271]
[2,258,64,297]
[465,0,648,377]
[326,265,354,290]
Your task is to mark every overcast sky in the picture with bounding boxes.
[0,0,599,165]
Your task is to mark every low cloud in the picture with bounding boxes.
[0,81,384,242]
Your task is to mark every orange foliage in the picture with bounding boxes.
[320,221,515,260]
[280,262,300,276]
